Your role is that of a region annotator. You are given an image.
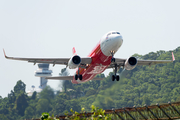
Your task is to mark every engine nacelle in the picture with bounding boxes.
[124,57,137,70]
[68,55,81,69]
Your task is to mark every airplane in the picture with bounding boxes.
[3,31,175,84]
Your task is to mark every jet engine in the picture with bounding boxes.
[124,57,137,70]
[68,55,81,69]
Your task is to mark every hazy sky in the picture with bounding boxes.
[0,0,180,98]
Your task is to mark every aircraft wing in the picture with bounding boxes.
[108,52,175,68]
[46,76,104,80]
[3,49,92,66]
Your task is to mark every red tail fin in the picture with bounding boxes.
[72,47,77,55]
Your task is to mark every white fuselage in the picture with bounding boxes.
[73,31,123,83]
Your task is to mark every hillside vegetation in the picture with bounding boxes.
[0,47,180,119]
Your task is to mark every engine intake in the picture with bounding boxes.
[68,55,81,69]
[124,57,137,70]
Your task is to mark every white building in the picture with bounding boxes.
[27,64,52,96]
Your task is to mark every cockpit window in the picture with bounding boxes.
[107,33,111,36]
[107,32,120,36]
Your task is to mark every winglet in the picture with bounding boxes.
[72,47,77,55]
[172,52,175,61]
[3,49,7,58]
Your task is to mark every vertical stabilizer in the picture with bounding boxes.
[72,47,77,55]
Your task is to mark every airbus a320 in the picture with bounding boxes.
[3,31,175,84]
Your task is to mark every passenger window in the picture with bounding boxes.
[117,32,120,34]
[112,32,116,34]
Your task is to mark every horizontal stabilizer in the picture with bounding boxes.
[46,76,104,81]
[46,76,73,80]
[92,77,104,80]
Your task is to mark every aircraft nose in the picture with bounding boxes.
[114,35,123,45]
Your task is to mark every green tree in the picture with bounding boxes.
[14,80,26,95]
[0,114,8,120]
[24,106,35,119]
[14,93,28,116]
[38,86,54,103]
[31,91,37,100]
[36,99,51,115]
[8,90,16,104]
[51,93,69,115]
